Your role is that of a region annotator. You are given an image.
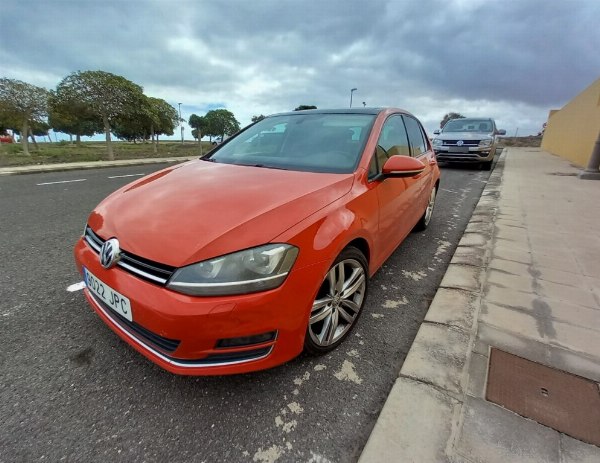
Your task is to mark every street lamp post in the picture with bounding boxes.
[178,103,183,144]
[350,88,357,108]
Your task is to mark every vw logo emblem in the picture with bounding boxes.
[456,140,464,146]
[100,238,121,269]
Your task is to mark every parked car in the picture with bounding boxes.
[432,118,505,170]
[74,108,440,375]
[0,132,13,143]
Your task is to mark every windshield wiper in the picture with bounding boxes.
[241,163,289,171]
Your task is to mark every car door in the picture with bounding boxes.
[367,115,421,265]
[402,114,435,214]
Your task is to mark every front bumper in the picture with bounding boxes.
[74,238,321,375]
[434,146,495,163]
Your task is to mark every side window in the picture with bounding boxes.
[379,116,410,157]
[368,115,411,180]
[403,116,428,156]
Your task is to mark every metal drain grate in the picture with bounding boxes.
[486,348,600,447]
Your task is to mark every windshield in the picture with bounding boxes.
[442,119,493,133]
[206,113,376,173]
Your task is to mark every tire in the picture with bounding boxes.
[414,185,437,231]
[481,161,492,171]
[304,246,369,354]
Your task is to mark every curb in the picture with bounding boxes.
[0,156,198,176]
[359,149,508,462]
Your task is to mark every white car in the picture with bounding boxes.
[432,118,505,170]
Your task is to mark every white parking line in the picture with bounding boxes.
[36,179,87,186]
[107,173,145,179]
[67,281,86,292]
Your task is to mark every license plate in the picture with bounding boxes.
[449,146,470,153]
[84,267,133,322]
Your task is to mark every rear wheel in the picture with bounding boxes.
[304,247,368,354]
[414,185,437,231]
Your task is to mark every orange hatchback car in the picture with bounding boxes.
[74,108,440,375]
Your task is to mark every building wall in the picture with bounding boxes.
[541,78,600,167]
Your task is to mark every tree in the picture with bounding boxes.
[204,109,240,141]
[111,96,177,154]
[0,78,49,155]
[29,120,51,146]
[251,114,266,122]
[48,90,102,144]
[150,97,178,153]
[112,94,154,143]
[294,105,317,111]
[55,70,145,160]
[189,113,208,153]
[440,112,465,128]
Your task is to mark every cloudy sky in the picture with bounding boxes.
[1,0,599,139]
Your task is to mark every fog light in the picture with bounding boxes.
[216,331,277,348]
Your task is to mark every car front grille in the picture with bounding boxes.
[84,226,176,285]
[443,140,481,146]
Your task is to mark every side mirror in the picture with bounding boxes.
[381,155,426,178]
[433,129,440,135]
[497,129,506,136]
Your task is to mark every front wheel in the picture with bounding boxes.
[414,185,437,231]
[304,247,368,354]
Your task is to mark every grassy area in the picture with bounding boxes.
[497,136,542,148]
[0,136,543,167]
[0,140,214,167]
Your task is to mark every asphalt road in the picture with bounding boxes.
[0,158,495,463]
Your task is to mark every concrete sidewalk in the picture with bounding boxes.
[0,155,198,175]
[360,148,600,462]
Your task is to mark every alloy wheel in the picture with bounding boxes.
[423,187,436,226]
[308,258,366,348]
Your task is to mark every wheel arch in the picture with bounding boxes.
[345,237,371,272]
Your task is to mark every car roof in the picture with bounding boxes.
[450,117,494,122]
[269,108,389,117]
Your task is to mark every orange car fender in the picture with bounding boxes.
[276,202,375,278]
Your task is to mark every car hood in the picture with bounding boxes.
[88,160,354,267]
[436,132,493,140]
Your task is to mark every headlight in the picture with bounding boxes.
[478,138,493,147]
[166,244,299,296]
[432,138,442,146]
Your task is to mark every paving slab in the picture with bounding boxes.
[439,264,482,292]
[401,323,471,395]
[560,434,600,463]
[358,378,459,463]
[455,397,560,463]
[539,280,598,309]
[457,232,489,247]
[492,244,533,264]
[484,285,600,329]
[486,269,535,293]
[424,288,478,331]
[450,246,486,267]
[480,302,547,341]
